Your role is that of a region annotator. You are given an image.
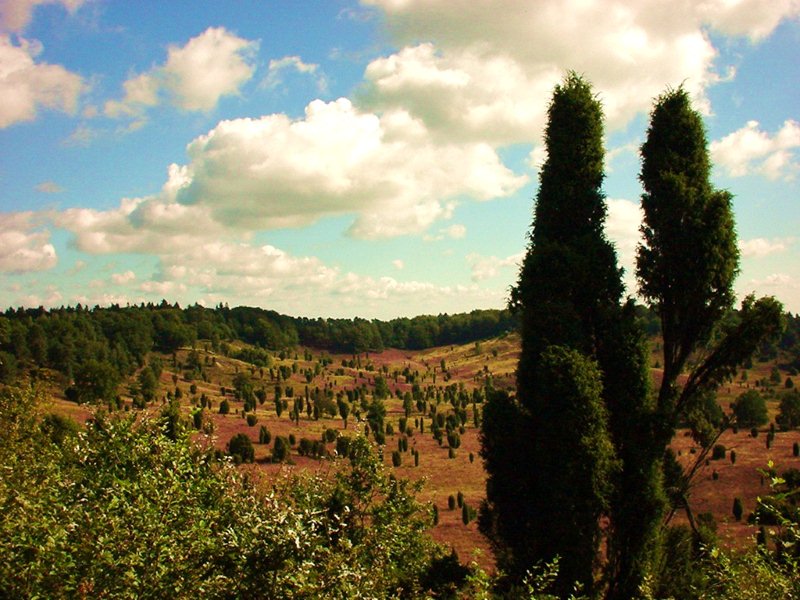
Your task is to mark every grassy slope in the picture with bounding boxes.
[44,333,800,569]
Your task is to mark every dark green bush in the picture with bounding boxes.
[298,438,314,456]
[40,412,79,445]
[273,436,290,462]
[258,425,271,445]
[335,435,351,457]
[228,433,254,464]
[733,497,743,521]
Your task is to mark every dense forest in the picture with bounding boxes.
[0,302,518,385]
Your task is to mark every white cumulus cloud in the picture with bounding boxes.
[262,55,327,92]
[104,27,258,120]
[35,180,63,193]
[711,120,800,181]
[606,197,643,267]
[739,237,793,258]
[0,35,84,127]
[111,270,136,285]
[466,251,524,282]
[172,97,526,238]
[360,0,799,142]
[0,0,85,33]
[0,212,57,272]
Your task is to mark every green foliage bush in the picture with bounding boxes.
[777,389,800,430]
[446,430,461,449]
[733,497,743,521]
[228,432,254,464]
[0,385,452,598]
[734,390,768,428]
[192,408,203,430]
[295,438,325,459]
[245,413,257,427]
[219,398,230,415]
[272,436,290,462]
[712,444,726,460]
[39,412,79,445]
[258,425,271,445]
[335,435,351,458]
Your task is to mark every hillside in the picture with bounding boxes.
[36,320,800,570]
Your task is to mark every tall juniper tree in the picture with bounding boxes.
[637,87,784,463]
[606,86,785,600]
[482,73,640,597]
[483,79,784,599]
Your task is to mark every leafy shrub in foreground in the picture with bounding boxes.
[0,384,450,599]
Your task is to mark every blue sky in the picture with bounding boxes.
[0,0,798,318]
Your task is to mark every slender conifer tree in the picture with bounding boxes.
[483,73,639,597]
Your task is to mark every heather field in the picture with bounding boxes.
[46,332,800,570]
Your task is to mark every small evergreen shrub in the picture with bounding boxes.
[272,436,290,462]
[258,425,271,445]
[228,433,254,464]
[732,497,743,521]
[298,438,314,456]
[335,435,351,457]
[462,502,470,525]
